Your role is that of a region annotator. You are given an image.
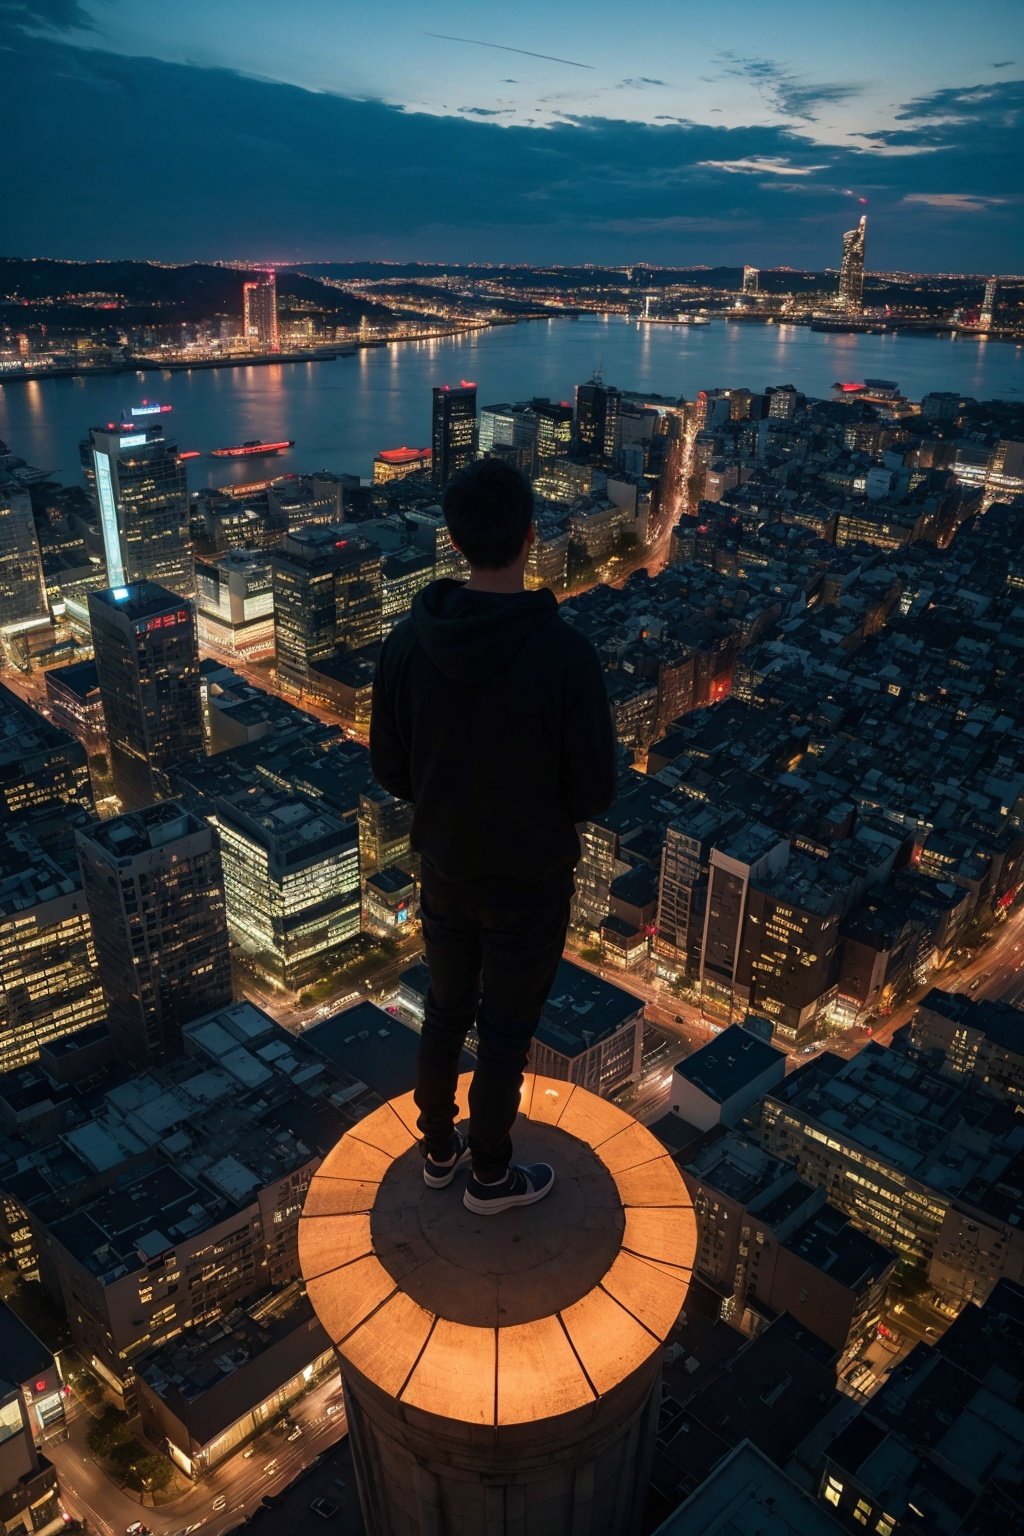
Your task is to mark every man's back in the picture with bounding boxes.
[371,577,616,902]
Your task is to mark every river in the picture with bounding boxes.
[1,317,1020,490]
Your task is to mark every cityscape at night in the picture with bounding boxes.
[1,2,1023,1535]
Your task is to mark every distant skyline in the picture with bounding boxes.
[3,0,1022,269]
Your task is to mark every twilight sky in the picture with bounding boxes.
[2,0,1022,269]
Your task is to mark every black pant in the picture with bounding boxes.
[415,884,572,1179]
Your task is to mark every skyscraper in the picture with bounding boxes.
[837,215,867,316]
[431,383,477,492]
[477,402,538,474]
[980,275,998,329]
[271,525,382,696]
[242,270,280,352]
[742,265,760,295]
[0,827,106,1073]
[76,801,232,1068]
[80,420,192,594]
[0,479,47,630]
[575,378,622,466]
[88,583,203,810]
[532,398,574,461]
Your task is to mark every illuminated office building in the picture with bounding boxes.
[271,526,381,696]
[477,402,538,473]
[195,550,275,658]
[431,383,477,491]
[88,583,203,810]
[242,271,279,352]
[76,801,232,1068]
[742,265,760,295]
[372,446,432,484]
[980,275,998,329]
[80,421,192,594]
[837,215,867,316]
[0,678,92,832]
[0,480,46,629]
[215,788,360,990]
[532,397,574,460]
[575,378,622,466]
[0,828,106,1073]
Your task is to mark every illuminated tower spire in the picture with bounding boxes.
[837,215,867,316]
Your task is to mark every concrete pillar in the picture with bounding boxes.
[300,1073,696,1536]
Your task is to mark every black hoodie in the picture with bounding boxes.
[370,578,617,904]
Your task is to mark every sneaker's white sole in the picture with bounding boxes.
[463,1172,555,1214]
[423,1148,472,1189]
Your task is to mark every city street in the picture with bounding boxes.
[50,1374,348,1536]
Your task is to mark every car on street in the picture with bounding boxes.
[126,1525,150,1536]
[287,1424,303,1441]
[311,1499,340,1519]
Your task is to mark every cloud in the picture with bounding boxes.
[619,77,670,89]
[903,193,1008,212]
[0,0,93,32]
[861,77,1024,148]
[459,106,506,117]
[699,156,828,176]
[991,60,1015,69]
[714,52,863,122]
[2,31,1022,271]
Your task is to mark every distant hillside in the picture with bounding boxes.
[0,259,392,324]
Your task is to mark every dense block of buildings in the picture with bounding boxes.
[760,1042,1024,1306]
[0,1001,408,1405]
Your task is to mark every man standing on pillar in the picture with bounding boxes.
[370,458,617,1214]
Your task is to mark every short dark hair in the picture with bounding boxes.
[441,458,534,570]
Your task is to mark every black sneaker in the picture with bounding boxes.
[463,1162,555,1215]
[422,1128,472,1189]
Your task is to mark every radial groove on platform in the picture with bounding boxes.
[300,1073,696,1429]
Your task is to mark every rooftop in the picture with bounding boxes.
[77,801,202,860]
[88,581,190,622]
[654,1440,844,1535]
[674,1023,785,1104]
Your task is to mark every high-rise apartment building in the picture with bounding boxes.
[0,827,106,1073]
[76,802,232,1068]
[837,215,867,316]
[0,479,46,630]
[215,788,360,989]
[742,265,760,295]
[242,271,279,352]
[431,383,477,491]
[980,275,998,329]
[89,583,203,810]
[271,526,381,696]
[699,823,789,1024]
[80,421,192,594]
[656,807,737,981]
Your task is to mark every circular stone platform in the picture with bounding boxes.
[300,1072,696,1430]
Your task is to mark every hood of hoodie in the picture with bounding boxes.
[411,578,559,685]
